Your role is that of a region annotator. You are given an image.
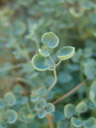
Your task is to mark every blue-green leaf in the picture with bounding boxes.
[39,49,49,57]
[4,92,16,107]
[31,54,50,71]
[71,117,82,128]
[64,104,76,118]
[35,99,47,111]
[83,117,96,128]
[76,101,87,114]
[37,111,46,119]
[46,103,55,114]
[42,32,59,48]
[6,110,17,124]
[57,46,75,60]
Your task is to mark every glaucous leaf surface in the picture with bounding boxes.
[83,118,96,128]
[42,32,59,48]
[76,101,87,114]
[4,92,16,107]
[64,104,76,118]
[71,117,82,128]
[57,46,75,60]
[31,54,50,71]
[39,49,49,57]
[6,110,17,124]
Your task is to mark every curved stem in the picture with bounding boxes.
[53,79,88,105]
[47,68,57,94]
[47,114,53,128]
[56,60,61,67]
[47,56,61,94]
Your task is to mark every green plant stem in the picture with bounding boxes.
[53,80,88,105]
[56,60,61,66]
[47,68,57,94]
[47,56,58,94]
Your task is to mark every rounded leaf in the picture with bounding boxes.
[42,32,59,48]
[31,54,50,71]
[76,101,87,114]
[37,111,46,119]
[4,92,16,107]
[46,103,55,114]
[71,117,82,127]
[6,110,17,124]
[39,49,49,57]
[35,99,47,111]
[64,104,76,119]
[19,106,34,123]
[57,46,75,60]
[83,117,96,128]
[0,121,7,128]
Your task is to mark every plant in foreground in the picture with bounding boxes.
[31,32,75,127]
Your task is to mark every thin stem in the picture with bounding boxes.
[47,114,53,128]
[56,60,61,67]
[47,68,57,94]
[49,56,56,66]
[47,56,60,94]
[53,80,88,105]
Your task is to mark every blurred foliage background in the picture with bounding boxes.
[0,0,96,128]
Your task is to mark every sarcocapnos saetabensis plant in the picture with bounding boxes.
[31,32,75,119]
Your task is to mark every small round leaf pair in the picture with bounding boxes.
[57,46,75,61]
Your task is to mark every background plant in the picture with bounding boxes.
[0,0,96,128]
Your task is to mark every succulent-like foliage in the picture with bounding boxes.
[0,0,96,127]
[76,101,87,114]
[64,104,76,118]
[57,46,75,60]
[42,32,59,48]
